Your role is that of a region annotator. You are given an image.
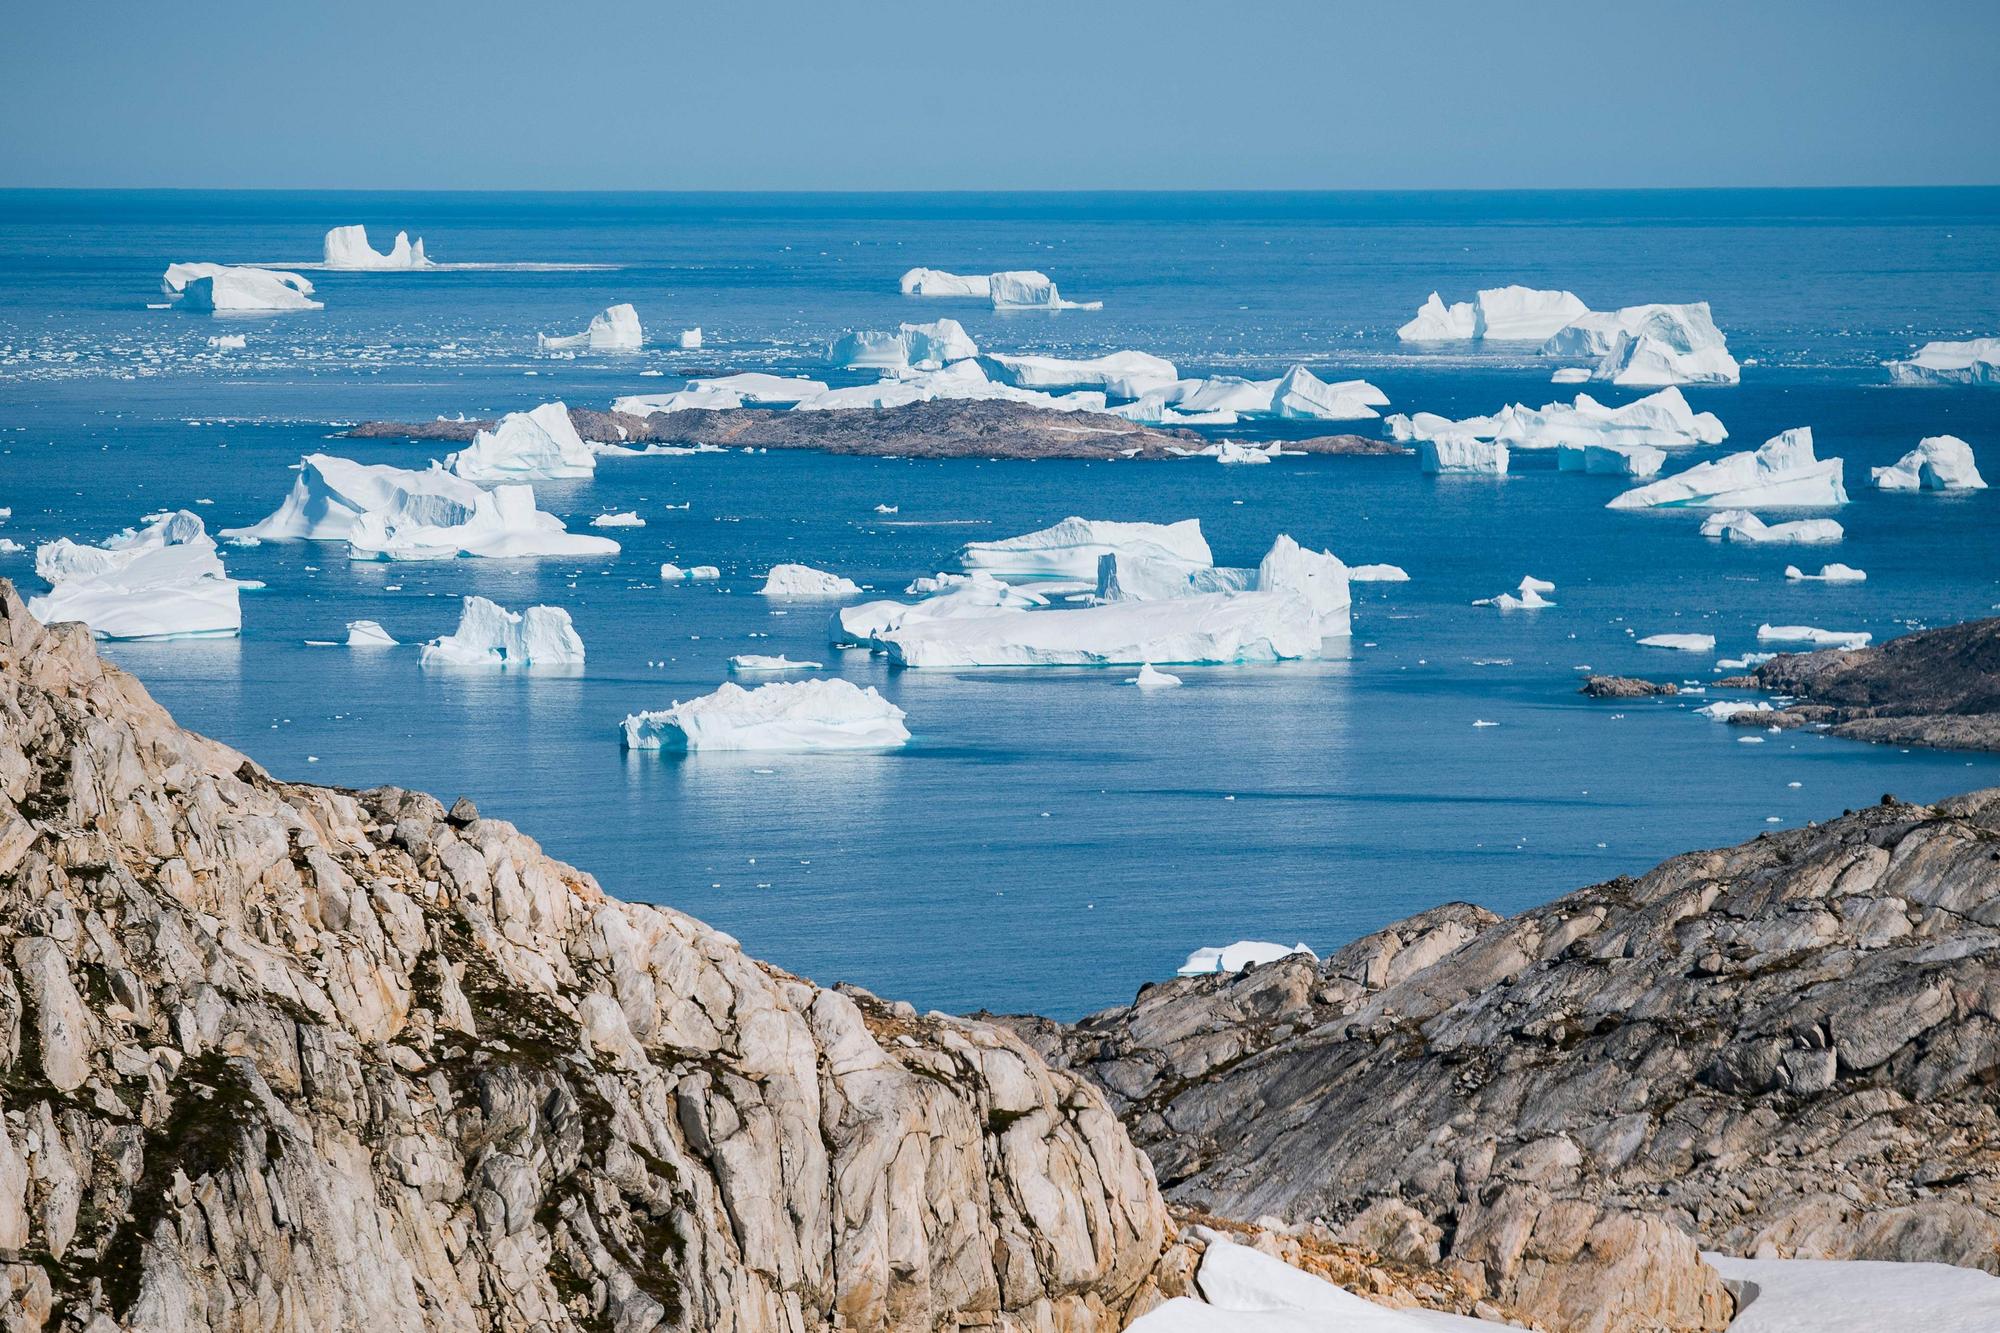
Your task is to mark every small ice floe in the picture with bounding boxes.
[1551,366,1592,383]
[660,563,721,582]
[29,509,247,640]
[1419,436,1508,474]
[1474,575,1555,610]
[758,563,862,597]
[344,619,398,647]
[420,596,584,668]
[1398,286,1587,342]
[728,654,822,672]
[537,303,642,353]
[1609,428,1846,510]
[1699,700,1772,721]
[1870,434,1986,491]
[207,333,247,351]
[621,678,908,751]
[1738,736,1766,744]
[1212,439,1280,465]
[1884,337,2000,386]
[873,504,901,515]
[1785,562,1867,582]
[0,539,23,555]
[1757,623,1872,649]
[1639,633,1717,652]
[589,511,645,528]
[1472,719,1499,727]
[1701,509,1844,544]
[1556,441,1665,478]
[446,402,597,482]
[1127,663,1182,689]
[1716,652,1777,670]
[1348,563,1410,582]
[322,224,432,270]
[1176,941,1316,977]
[165,264,321,313]
[678,327,702,349]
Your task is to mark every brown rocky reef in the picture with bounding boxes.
[1008,791,2000,1333]
[1745,616,2000,751]
[0,579,1169,1331]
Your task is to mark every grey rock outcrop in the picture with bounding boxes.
[1748,616,2000,751]
[0,579,1169,1331]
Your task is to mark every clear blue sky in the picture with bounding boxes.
[5,0,1996,190]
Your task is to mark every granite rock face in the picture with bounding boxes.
[1020,795,2000,1333]
[0,580,1168,1332]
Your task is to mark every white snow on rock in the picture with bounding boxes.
[171,265,322,313]
[1474,576,1555,610]
[728,654,822,672]
[29,510,246,640]
[1608,428,1846,510]
[758,564,862,598]
[446,402,597,482]
[829,318,978,371]
[1129,663,1182,689]
[322,224,432,270]
[1699,510,1845,544]
[1419,437,1508,474]
[538,303,642,353]
[1389,387,1724,450]
[686,372,830,404]
[983,350,1179,399]
[678,327,703,349]
[1129,1235,1509,1331]
[1704,1252,2000,1333]
[1398,286,1588,342]
[589,511,645,528]
[1639,633,1717,652]
[1757,623,1872,649]
[1785,562,1867,582]
[420,595,585,667]
[347,483,620,562]
[988,269,1102,310]
[622,678,909,751]
[1885,338,2000,387]
[962,517,1213,581]
[899,267,992,298]
[1871,435,1986,491]
[1178,942,1316,977]
[345,619,398,647]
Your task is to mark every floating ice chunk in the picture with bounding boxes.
[590,511,645,528]
[29,510,245,640]
[1178,376,1281,415]
[225,455,481,543]
[1419,436,1508,474]
[899,267,991,298]
[830,318,978,371]
[1399,286,1588,342]
[347,482,619,562]
[1785,562,1867,582]
[660,563,720,582]
[1699,700,1773,721]
[538,303,642,353]
[1884,337,2000,386]
[1177,942,1315,977]
[1557,442,1666,477]
[1475,575,1555,610]
[207,333,247,351]
[874,503,899,514]
[174,265,322,313]
[1757,623,1872,649]
[982,350,1178,399]
[1639,633,1716,651]
[1347,563,1409,582]
[831,573,1043,646]
[678,327,702,349]
[1871,434,1986,491]
[420,595,584,667]
[1213,440,1278,465]
[988,270,1101,310]
[1609,428,1846,510]
[322,224,431,270]
[1270,366,1389,421]
[1396,291,1477,342]
[792,381,930,412]
[962,516,1212,581]
[446,402,596,482]
[622,678,908,751]
[1129,663,1182,689]
[1593,328,1742,387]
[1544,303,1741,386]
[686,373,830,404]
[1256,535,1353,639]
[0,539,22,555]
[1551,366,1592,384]
[729,654,822,672]
[1699,509,1844,544]
[345,619,398,647]
[1716,652,1777,670]
[163,261,315,298]
[612,386,745,415]
[1394,387,1724,451]
[759,563,862,597]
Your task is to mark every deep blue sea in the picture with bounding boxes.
[3,189,1998,1018]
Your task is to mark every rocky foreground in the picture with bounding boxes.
[349,399,1403,461]
[1743,616,2000,751]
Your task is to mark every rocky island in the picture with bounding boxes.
[1739,616,2000,751]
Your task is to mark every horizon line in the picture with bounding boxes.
[6,183,2000,197]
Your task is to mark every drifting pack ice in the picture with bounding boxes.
[29,510,247,640]
[322,224,432,270]
[1699,510,1844,544]
[538,303,642,353]
[1397,286,1589,342]
[163,263,321,313]
[1870,435,1986,491]
[1388,386,1725,452]
[829,319,978,371]
[446,402,597,482]
[420,596,585,667]
[1608,428,1847,510]
[1885,338,2000,386]
[621,678,909,751]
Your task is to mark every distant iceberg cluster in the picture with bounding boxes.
[29,509,250,640]
[1399,287,1741,386]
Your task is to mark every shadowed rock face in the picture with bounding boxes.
[1017,795,2000,1333]
[1749,616,2000,751]
[0,580,1168,1331]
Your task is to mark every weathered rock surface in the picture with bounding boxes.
[1017,794,2000,1333]
[1579,675,1677,698]
[348,401,1400,462]
[0,578,1169,1331]
[1748,616,2000,751]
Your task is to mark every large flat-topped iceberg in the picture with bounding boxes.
[1608,427,1847,510]
[1871,435,1986,491]
[899,267,991,298]
[1177,941,1316,977]
[1419,437,1508,474]
[420,595,585,667]
[1699,510,1844,544]
[1587,304,1740,386]
[345,482,620,562]
[29,510,245,640]
[538,303,642,353]
[225,455,485,543]
[446,401,596,482]
[1885,337,2000,386]
[961,517,1213,581]
[759,564,862,597]
[622,678,909,751]
[1398,286,1588,342]
[982,350,1178,399]
[988,270,1101,310]
[170,265,322,313]
[829,318,978,371]
[1388,386,1724,450]
[1757,623,1872,649]
[322,224,432,270]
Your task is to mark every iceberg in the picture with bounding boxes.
[1556,442,1665,477]
[420,596,584,667]
[758,564,862,597]
[172,265,322,313]
[678,327,702,349]
[163,262,314,298]
[1348,563,1409,582]
[225,455,484,543]
[829,318,977,371]
[1398,286,1587,342]
[1608,428,1846,510]
[1390,387,1724,451]
[622,678,909,751]
[346,483,620,562]
[1213,440,1277,465]
[961,516,1213,581]
[1419,437,1508,474]
[1269,366,1389,421]
[208,333,246,351]
[345,619,398,647]
[538,303,642,353]
[988,269,1101,311]
[1591,321,1742,386]
[899,267,991,298]
[728,654,822,672]
[660,563,720,581]
[1177,942,1316,977]
[1129,663,1182,689]
[612,386,745,415]
[1638,633,1715,651]
[590,511,645,528]
[791,381,930,412]
[1871,435,1986,491]
[982,350,1179,399]
[1699,509,1844,544]
[1699,700,1774,722]
[1885,337,2000,386]
[1095,552,1251,603]
[29,510,246,640]
[1757,623,1871,649]
[322,224,431,270]
[829,573,1045,646]
[1785,563,1867,582]
[685,373,829,404]
[1396,292,1477,342]
[1475,576,1555,610]
[445,401,596,482]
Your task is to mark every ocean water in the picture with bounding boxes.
[3,188,1998,1019]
